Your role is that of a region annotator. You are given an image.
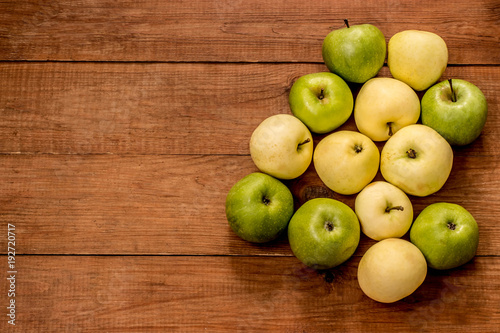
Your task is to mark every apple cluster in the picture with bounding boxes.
[226,20,487,303]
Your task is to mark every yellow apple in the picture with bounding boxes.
[380,124,453,197]
[358,238,427,303]
[313,131,379,195]
[388,30,448,91]
[354,78,420,141]
[250,114,313,179]
[355,181,413,241]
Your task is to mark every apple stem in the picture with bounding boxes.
[385,206,404,213]
[344,19,350,28]
[324,221,334,231]
[387,122,394,137]
[449,79,457,102]
[299,138,311,146]
[318,88,325,100]
[297,138,311,150]
[406,148,417,159]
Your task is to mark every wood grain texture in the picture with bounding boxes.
[1,0,500,331]
[1,153,499,256]
[7,255,500,332]
[0,0,499,63]
[0,63,498,155]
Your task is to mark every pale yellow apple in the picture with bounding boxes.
[388,30,448,91]
[354,78,420,141]
[250,114,313,179]
[313,131,379,195]
[355,181,413,241]
[358,238,427,303]
[380,124,453,197]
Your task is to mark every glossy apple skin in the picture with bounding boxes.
[380,124,453,197]
[358,238,427,303]
[250,114,313,179]
[422,79,488,146]
[314,131,379,195]
[354,77,420,141]
[388,30,448,91]
[410,202,479,270]
[288,198,360,270]
[355,181,413,241]
[289,72,353,134]
[225,172,294,243]
[322,24,386,84]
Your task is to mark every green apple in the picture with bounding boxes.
[410,202,479,270]
[314,130,379,195]
[388,30,448,91]
[380,124,453,197]
[421,79,488,146]
[322,20,386,84]
[289,72,354,134]
[355,181,413,241]
[358,238,427,303]
[288,198,360,270]
[250,114,313,179]
[354,77,420,141]
[225,172,294,243]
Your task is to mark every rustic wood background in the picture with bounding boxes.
[1,0,499,331]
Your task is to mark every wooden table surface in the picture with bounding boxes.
[1,0,499,332]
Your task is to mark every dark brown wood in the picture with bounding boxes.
[0,64,498,155]
[10,256,500,332]
[0,0,499,63]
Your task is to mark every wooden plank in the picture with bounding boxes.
[0,0,499,63]
[1,153,499,256]
[0,63,498,155]
[8,255,500,332]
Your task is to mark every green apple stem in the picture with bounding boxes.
[385,205,404,213]
[318,88,325,100]
[324,221,334,231]
[344,19,350,28]
[449,79,457,102]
